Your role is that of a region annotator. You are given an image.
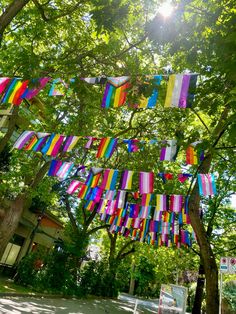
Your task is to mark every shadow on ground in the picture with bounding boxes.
[0,297,157,314]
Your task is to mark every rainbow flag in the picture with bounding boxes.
[186,144,204,165]
[197,174,217,196]
[85,170,101,188]
[1,78,29,105]
[164,74,197,108]
[78,184,91,199]
[21,77,51,99]
[96,137,118,158]
[101,82,130,108]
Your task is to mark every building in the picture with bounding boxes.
[0,206,64,274]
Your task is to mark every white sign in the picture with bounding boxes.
[158,284,187,314]
[220,257,229,273]
[228,257,236,274]
[220,257,236,274]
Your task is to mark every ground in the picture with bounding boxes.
[0,296,157,314]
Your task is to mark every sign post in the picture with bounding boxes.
[219,257,236,314]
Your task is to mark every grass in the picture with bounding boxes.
[0,276,35,294]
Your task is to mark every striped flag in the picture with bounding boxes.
[139,171,154,194]
[164,74,197,108]
[197,174,217,196]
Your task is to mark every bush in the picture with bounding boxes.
[223,280,236,313]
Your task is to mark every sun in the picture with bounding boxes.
[158,1,174,18]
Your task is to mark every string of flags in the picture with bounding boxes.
[0,73,198,109]
[47,161,217,199]
[13,130,204,164]
[64,170,195,247]
[48,161,194,186]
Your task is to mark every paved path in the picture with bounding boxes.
[0,296,157,314]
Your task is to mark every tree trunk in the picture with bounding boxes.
[0,0,30,43]
[0,194,28,258]
[0,161,50,259]
[192,263,205,314]
[189,106,229,313]
[0,106,19,154]
[129,261,135,295]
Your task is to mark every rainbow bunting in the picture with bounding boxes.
[63,136,80,152]
[56,162,74,179]
[106,200,116,215]
[24,135,38,150]
[160,140,178,161]
[133,217,141,229]
[139,206,151,219]
[149,220,159,233]
[155,193,167,212]
[170,195,183,213]
[115,190,127,209]
[141,194,153,206]
[21,77,51,99]
[49,78,68,96]
[197,174,217,196]
[129,204,139,218]
[96,137,118,158]
[137,75,162,108]
[139,171,154,194]
[186,145,198,165]
[101,82,130,108]
[164,74,197,108]
[120,170,134,189]
[84,200,96,212]
[67,180,83,194]
[87,187,104,203]
[100,169,119,190]
[123,139,139,152]
[178,173,192,183]
[97,199,108,214]
[2,79,29,105]
[41,134,65,157]
[13,131,35,149]
[32,133,49,152]
[153,208,162,221]
[78,184,91,199]
[48,160,63,176]
[85,170,101,188]
[158,172,174,183]
[0,77,10,94]
[104,190,116,200]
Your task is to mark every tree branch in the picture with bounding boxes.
[87,224,110,236]
[0,0,30,44]
[64,195,78,234]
